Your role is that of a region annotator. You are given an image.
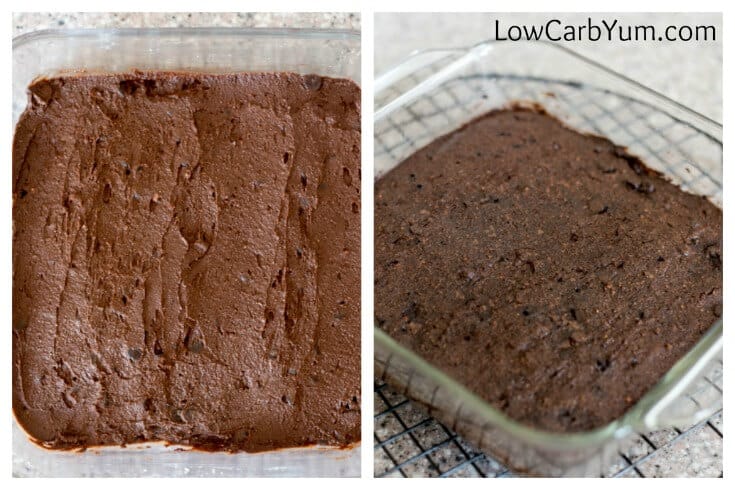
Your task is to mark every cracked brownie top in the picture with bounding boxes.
[13,72,361,451]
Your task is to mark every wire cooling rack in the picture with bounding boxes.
[374,67,722,477]
[374,380,723,478]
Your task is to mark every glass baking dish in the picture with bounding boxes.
[374,40,722,477]
[13,26,361,477]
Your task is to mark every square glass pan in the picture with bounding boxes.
[374,40,722,477]
[13,27,360,477]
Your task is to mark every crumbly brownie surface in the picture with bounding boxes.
[375,108,721,432]
[13,72,361,451]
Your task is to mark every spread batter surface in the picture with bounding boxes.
[375,107,721,432]
[13,72,361,451]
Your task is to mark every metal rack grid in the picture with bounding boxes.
[374,381,723,478]
[374,64,723,478]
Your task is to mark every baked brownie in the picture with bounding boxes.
[375,107,721,432]
[13,72,361,451]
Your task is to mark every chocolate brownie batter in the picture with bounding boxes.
[375,107,721,432]
[13,72,361,451]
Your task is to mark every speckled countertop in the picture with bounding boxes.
[374,12,722,478]
[13,12,360,34]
